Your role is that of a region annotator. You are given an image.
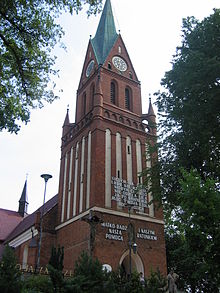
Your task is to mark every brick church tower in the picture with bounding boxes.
[56,0,167,276]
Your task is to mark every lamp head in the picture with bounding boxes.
[41,174,52,182]
[133,243,137,254]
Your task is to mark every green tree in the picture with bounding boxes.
[145,268,167,293]
[155,8,220,208]
[166,170,220,292]
[22,275,53,293]
[0,245,22,293]
[0,0,103,133]
[65,251,114,293]
[111,268,144,293]
[48,246,64,293]
[154,9,220,292]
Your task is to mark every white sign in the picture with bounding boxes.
[137,228,157,241]
[111,177,148,211]
[101,222,127,241]
[101,222,158,242]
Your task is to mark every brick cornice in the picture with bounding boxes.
[55,206,164,231]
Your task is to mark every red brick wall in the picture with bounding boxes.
[56,211,167,277]
[56,25,167,278]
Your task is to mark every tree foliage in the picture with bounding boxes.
[22,275,53,293]
[145,268,167,293]
[166,170,220,292]
[66,252,167,293]
[154,9,220,292]
[156,8,220,207]
[0,245,22,293]
[0,247,167,293]
[0,0,103,133]
[65,251,114,293]
[48,246,64,293]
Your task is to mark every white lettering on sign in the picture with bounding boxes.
[101,222,158,241]
[101,222,127,241]
[116,224,127,231]
[101,222,116,229]
[136,228,157,241]
[111,177,148,212]
[106,234,123,241]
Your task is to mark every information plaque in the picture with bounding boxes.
[111,177,148,212]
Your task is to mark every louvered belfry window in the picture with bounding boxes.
[125,88,131,110]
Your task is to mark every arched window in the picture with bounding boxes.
[110,81,116,104]
[125,87,132,110]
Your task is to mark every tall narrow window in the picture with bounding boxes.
[90,84,95,110]
[125,87,131,110]
[83,93,86,115]
[110,82,116,104]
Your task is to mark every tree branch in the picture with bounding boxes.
[0,32,28,97]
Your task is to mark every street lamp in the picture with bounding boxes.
[36,174,52,271]
[127,204,137,278]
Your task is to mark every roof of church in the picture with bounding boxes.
[5,194,58,244]
[0,209,23,242]
[91,0,118,64]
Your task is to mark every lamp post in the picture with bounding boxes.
[36,174,52,271]
[127,204,137,278]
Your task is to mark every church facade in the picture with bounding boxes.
[3,0,167,277]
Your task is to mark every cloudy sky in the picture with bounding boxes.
[1,0,219,214]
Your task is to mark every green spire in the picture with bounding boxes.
[91,0,118,64]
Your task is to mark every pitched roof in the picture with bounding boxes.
[0,209,23,242]
[5,194,58,243]
[91,0,118,64]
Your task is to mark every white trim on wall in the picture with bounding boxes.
[105,129,111,208]
[9,227,38,248]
